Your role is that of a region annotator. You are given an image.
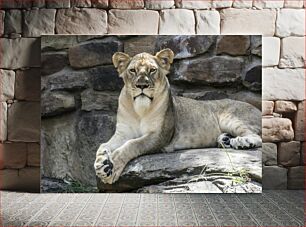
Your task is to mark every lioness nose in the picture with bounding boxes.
[136,83,149,90]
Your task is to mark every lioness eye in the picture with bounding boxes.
[150,68,157,73]
[129,68,136,73]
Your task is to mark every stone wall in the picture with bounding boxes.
[41,35,261,189]
[0,0,305,192]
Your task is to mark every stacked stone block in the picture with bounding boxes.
[0,0,305,191]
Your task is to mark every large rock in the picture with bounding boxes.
[27,143,40,167]
[212,0,233,8]
[155,35,216,59]
[294,101,305,141]
[288,166,304,189]
[91,0,108,8]
[41,51,68,76]
[0,38,40,69]
[262,117,294,142]
[41,91,76,117]
[159,9,195,35]
[172,56,244,85]
[262,143,277,166]
[220,9,276,36]
[278,141,301,167]
[91,65,124,91]
[0,143,27,169]
[242,60,262,91]
[23,9,56,37]
[0,69,15,101]
[175,0,211,8]
[108,10,159,34]
[4,10,22,35]
[279,37,305,68]
[41,35,79,51]
[97,148,262,192]
[81,89,119,112]
[71,0,91,7]
[0,0,32,8]
[124,36,157,56]
[275,9,305,37]
[8,102,40,142]
[262,68,305,101]
[56,8,107,34]
[0,102,7,142]
[250,35,262,57]
[109,0,144,8]
[253,0,284,8]
[15,68,40,101]
[42,111,116,186]
[0,11,3,35]
[262,37,280,66]
[68,38,123,69]
[32,0,45,8]
[262,101,274,115]
[195,10,220,35]
[262,166,287,189]
[145,0,175,9]
[274,101,297,113]
[217,35,250,56]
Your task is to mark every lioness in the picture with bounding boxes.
[94,49,262,184]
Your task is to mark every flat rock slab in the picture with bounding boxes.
[97,148,262,192]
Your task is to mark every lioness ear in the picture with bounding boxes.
[112,52,131,75]
[155,48,174,71]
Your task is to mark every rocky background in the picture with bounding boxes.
[40,35,262,192]
[0,0,304,192]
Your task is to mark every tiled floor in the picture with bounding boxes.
[1,190,304,226]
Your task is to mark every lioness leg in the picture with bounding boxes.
[217,115,262,149]
[96,133,162,184]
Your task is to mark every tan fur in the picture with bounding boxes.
[94,49,262,184]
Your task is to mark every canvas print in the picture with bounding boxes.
[41,35,262,193]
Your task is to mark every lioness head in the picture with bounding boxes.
[112,49,174,102]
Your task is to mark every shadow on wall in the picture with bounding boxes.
[40,35,262,191]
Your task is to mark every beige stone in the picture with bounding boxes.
[274,101,297,113]
[0,143,27,169]
[278,141,301,167]
[71,0,91,7]
[0,11,4,35]
[262,68,305,101]
[159,9,195,35]
[262,143,277,166]
[110,0,144,8]
[284,0,304,8]
[15,69,41,101]
[0,69,15,102]
[56,8,107,34]
[27,143,40,167]
[301,142,305,165]
[0,102,7,142]
[220,9,276,36]
[262,37,280,66]
[8,102,40,142]
[280,37,305,68]
[262,118,294,142]
[262,101,274,115]
[212,0,233,8]
[253,0,284,8]
[4,10,22,35]
[0,167,40,192]
[232,0,253,8]
[276,9,305,37]
[263,166,287,189]
[195,10,220,35]
[23,9,56,37]
[294,101,305,141]
[108,10,159,34]
[175,0,212,9]
[0,38,40,69]
[288,166,304,189]
[145,0,175,9]
[217,35,250,55]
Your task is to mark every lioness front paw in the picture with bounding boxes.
[94,149,126,184]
